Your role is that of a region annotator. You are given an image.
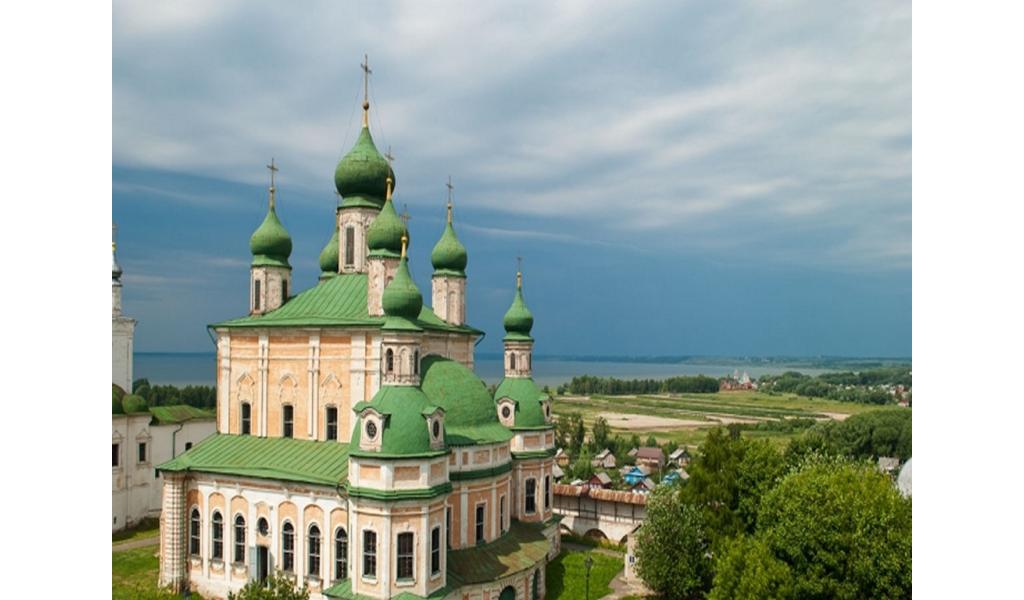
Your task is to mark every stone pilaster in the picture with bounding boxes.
[159,474,188,592]
[431,275,466,325]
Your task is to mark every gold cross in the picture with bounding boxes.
[446,176,454,224]
[516,256,523,289]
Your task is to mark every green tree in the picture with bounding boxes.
[634,486,712,599]
[570,414,586,454]
[644,435,658,447]
[592,416,610,451]
[753,458,912,599]
[681,428,746,542]
[555,414,573,449]
[709,535,794,600]
[228,573,310,600]
[734,440,786,532]
[569,447,594,481]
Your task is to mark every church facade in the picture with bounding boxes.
[157,81,559,600]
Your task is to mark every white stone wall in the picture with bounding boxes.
[338,207,379,274]
[250,266,292,315]
[367,257,399,316]
[503,341,533,378]
[430,276,466,326]
[112,316,136,392]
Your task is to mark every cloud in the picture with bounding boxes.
[113,0,910,272]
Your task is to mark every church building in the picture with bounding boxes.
[157,67,560,600]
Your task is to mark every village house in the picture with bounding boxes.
[590,448,616,469]
[587,472,613,490]
[668,447,691,467]
[635,447,665,470]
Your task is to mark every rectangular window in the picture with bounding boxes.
[525,479,537,514]
[326,407,338,441]
[475,504,485,545]
[446,507,452,548]
[138,442,147,463]
[112,443,119,467]
[335,529,348,580]
[185,442,193,451]
[254,280,261,310]
[283,405,293,438]
[500,496,506,533]
[212,514,224,560]
[397,532,414,580]
[283,525,295,572]
[234,517,245,563]
[545,476,552,510]
[431,527,441,575]
[282,280,288,303]
[190,510,201,556]
[344,227,355,266]
[241,402,251,435]
[363,531,377,577]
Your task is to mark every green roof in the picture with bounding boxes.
[335,126,394,208]
[447,520,551,587]
[158,434,349,486]
[212,273,481,335]
[366,195,404,255]
[319,225,340,276]
[494,377,550,429]
[147,404,215,425]
[420,355,513,446]
[382,257,424,330]
[502,280,533,341]
[249,204,293,268]
[324,579,451,600]
[350,386,447,458]
[431,219,467,277]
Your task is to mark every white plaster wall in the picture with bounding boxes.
[112,317,136,392]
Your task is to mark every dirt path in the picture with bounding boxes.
[113,536,160,552]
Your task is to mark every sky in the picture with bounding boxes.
[112,0,911,357]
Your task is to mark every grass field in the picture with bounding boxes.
[112,546,193,600]
[112,517,161,544]
[545,550,623,600]
[552,390,890,448]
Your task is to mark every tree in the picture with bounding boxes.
[734,440,786,532]
[569,447,594,481]
[228,573,310,600]
[644,435,658,447]
[592,416,610,451]
[634,486,711,599]
[751,458,912,599]
[709,535,794,600]
[570,414,586,454]
[555,414,573,449]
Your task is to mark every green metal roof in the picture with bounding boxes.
[382,257,424,327]
[319,226,340,276]
[147,404,215,425]
[250,205,293,268]
[502,280,534,341]
[158,434,349,487]
[420,355,513,446]
[367,195,404,255]
[324,579,451,600]
[334,126,394,208]
[431,220,467,277]
[447,520,551,586]
[494,377,550,429]
[350,386,447,458]
[211,273,482,335]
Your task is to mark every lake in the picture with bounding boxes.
[133,352,840,389]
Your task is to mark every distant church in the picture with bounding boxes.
[156,63,559,600]
[112,229,216,531]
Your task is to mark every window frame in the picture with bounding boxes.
[254,279,261,310]
[430,526,441,575]
[137,441,147,464]
[500,495,507,533]
[112,443,120,468]
[282,521,295,573]
[475,503,486,545]
[385,349,394,373]
[545,475,552,510]
[233,514,246,564]
[308,524,322,578]
[326,406,338,441]
[211,511,224,560]
[189,507,201,556]
[396,531,415,581]
[362,530,377,579]
[525,478,537,514]
[241,402,251,435]
[334,527,348,581]
[344,226,355,267]
[282,404,294,438]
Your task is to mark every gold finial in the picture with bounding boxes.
[360,54,372,127]
[384,147,395,201]
[266,158,279,209]
[112,223,118,252]
[401,231,409,258]
[516,256,523,290]
[445,176,454,225]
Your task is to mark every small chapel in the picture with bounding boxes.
[156,63,560,600]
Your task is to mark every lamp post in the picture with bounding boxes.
[584,553,594,600]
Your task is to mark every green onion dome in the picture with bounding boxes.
[349,386,445,458]
[249,202,292,268]
[121,394,149,414]
[366,187,405,257]
[493,377,550,428]
[502,273,534,340]
[420,355,513,446]
[318,226,339,278]
[431,213,467,276]
[334,126,395,208]
[382,255,423,323]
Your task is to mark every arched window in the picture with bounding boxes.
[189,508,201,556]
[385,349,394,373]
[396,532,414,580]
[241,402,251,435]
[282,280,289,303]
[344,226,355,266]
[413,350,420,376]
[254,280,261,311]
[334,528,348,581]
[363,530,377,577]
[525,479,537,514]
[233,515,246,563]
[509,353,516,370]
[211,511,224,560]
[282,522,295,572]
[308,524,321,577]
